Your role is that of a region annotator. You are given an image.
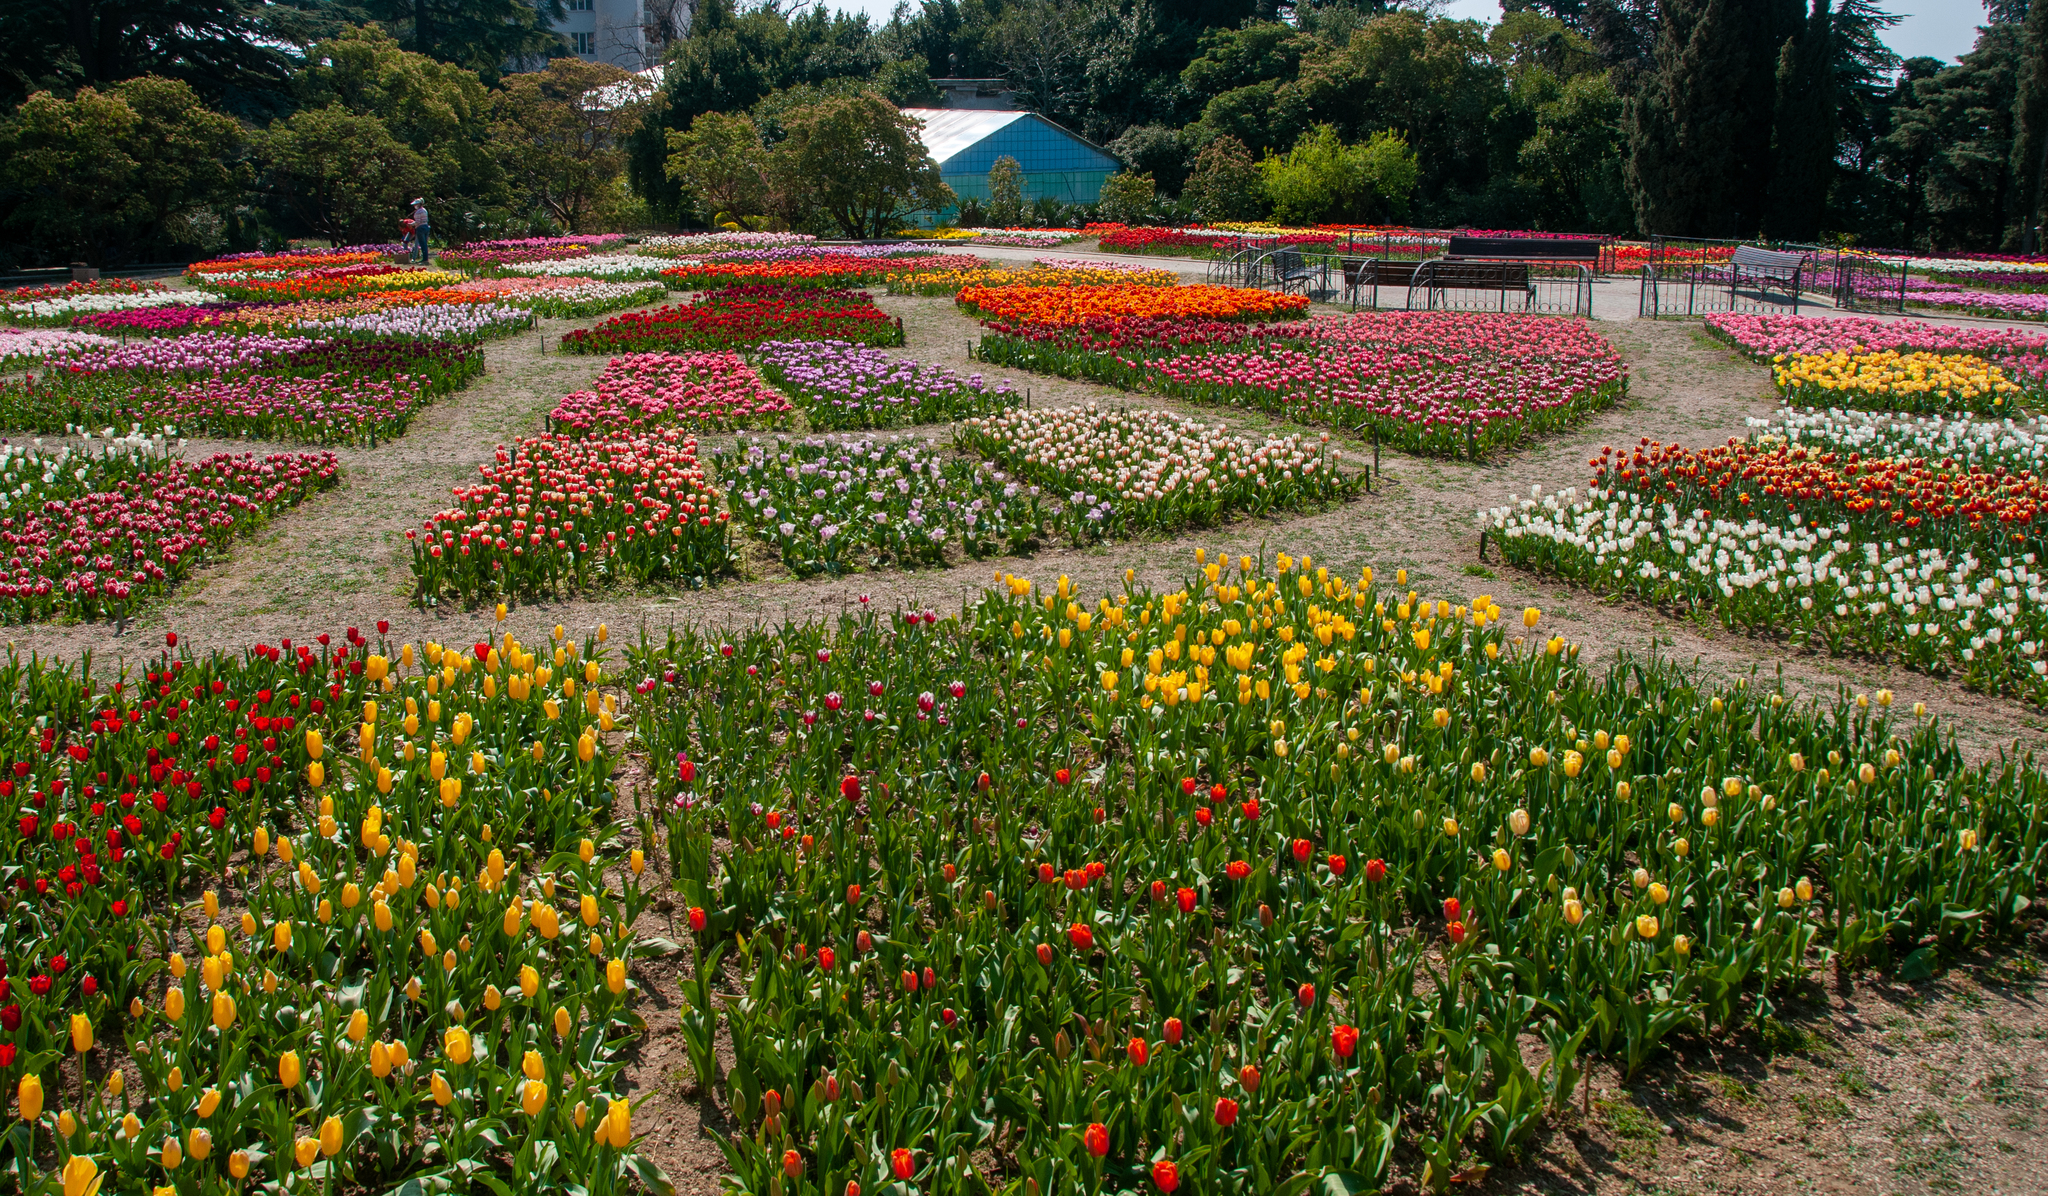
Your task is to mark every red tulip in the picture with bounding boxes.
[1448,920,1468,944]
[1150,879,1167,902]
[1083,1122,1109,1157]
[1291,837,1312,863]
[1036,942,1053,966]
[1443,896,1461,921]
[891,1148,914,1181]
[1181,777,1197,795]
[1153,1159,1180,1193]
[1053,768,1070,785]
[1195,808,1212,828]
[1209,784,1226,801]
[1225,860,1251,882]
[1365,858,1387,883]
[687,907,706,932]
[846,884,860,906]
[1332,1024,1359,1057]
[1177,886,1197,913]
[817,947,835,971]
[1239,1064,1260,1093]
[901,970,917,993]
[840,775,860,803]
[1296,982,1314,1009]
[856,930,872,954]
[1328,854,1347,876]
[1214,1096,1239,1126]
[1164,1016,1183,1044]
[922,967,935,991]
[1068,922,1093,951]
[783,1149,803,1179]
[1127,1036,1148,1066]
[165,632,177,647]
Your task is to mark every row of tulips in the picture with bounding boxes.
[884,262,1176,299]
[1482,407,2048,700]
[406,429,733,603]
[658,253,982,292]
[618,552,2045,1195]
[752,340,1018,431]
[550,352,795,435]
[0,433,339,623]
[1771,349,2026,415]
[0,618,677,1192]
[560,287,903,355]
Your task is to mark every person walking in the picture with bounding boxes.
[410,198,431,265]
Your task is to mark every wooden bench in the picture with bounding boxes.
[1411,259,1536,309]
[1264,248,1322,293]
[1444,235,1602,265]
[1341,258,1420,305]
[1729,244,1806,300]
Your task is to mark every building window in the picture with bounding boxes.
[570,31,594,53]
[567,0,593,9]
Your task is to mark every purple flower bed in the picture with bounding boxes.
[755,339,1018,431]
[72,303,259,334]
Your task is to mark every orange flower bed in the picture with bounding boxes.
[956,283,1308,327]
[187,251,392,275]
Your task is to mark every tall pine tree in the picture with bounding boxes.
[1625,0,1802,237]
[1765,0,1834,240]
[2008,0,2048,248]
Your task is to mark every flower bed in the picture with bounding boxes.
[1094,227,1339,256]
[620,552,2041,1195]
[186,247,398,276]
[295,303,535,343]
[956,404,1355,534]
[0,617,670,1192]
[549,352,794,434]
[196,267,469,304]
[886,261,1177,297]
[1705,312,2048,362]
[72,303,262,335]
[2,334,483,442]
[641,231,817,255]
[408,429,731,600]
[559,286,902,354]
[957,282,1308,325]
[1771,350,2023,415]
[0,327,116,362]
[660,252,981,291]
[1,289,214,328]
[753,340,1017,429]
[0,434,339,621]
[719,434,1042,572]
[439,235,627,269]
[1484,409,2048,698]
[982,310,1626,459]
[501,255,689,282]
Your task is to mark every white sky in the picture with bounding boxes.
[836,0,1989,69]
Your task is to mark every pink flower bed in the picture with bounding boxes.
[1704,313,2048,375]
[1141,311,1626,458]
[550,351,794,433]
[0,450,339,621]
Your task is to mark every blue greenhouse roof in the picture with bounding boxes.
[900,108,1119,177]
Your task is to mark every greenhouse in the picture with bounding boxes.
[899,107,1119,221]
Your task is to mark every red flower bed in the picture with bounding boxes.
[559,285,903,354]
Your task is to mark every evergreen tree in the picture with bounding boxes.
[1765,0,1833,240]
[2009,0,2048,248]
[1624,0,1802,237]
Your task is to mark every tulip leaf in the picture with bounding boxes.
[621,1152,679,1196]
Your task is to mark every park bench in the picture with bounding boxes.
[1340,258,1420,306]
[1728,244,1807,301]
[1443,236,1602,266]
[1263,247,1322,294]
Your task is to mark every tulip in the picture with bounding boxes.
[1152,1159,1180,1193]
[1635,914,1660,940]
[891,1148,915,1180]
[279,1050,302,1089]
[444,1026,473,1065]
[188,1126,212,1161]
[523,1079,549,1116]
[1164,1017,1183,1045]
[431,1072,454,1107]
[607,958,627,994]
[162,1135,183,1169]
[1127,1037,1148,1066]
[212,992,236,1030]
[18,1075,42,1121]
[1215,1096,1239,1126]
[62,1156,97,1196]
[1332,1024,1359,1057]
[295,1136,321,1167]
[1083,1122,1109,1157]
[165,988,186,1021]
[69,1013,92,1053]
[198,1088,222,1118]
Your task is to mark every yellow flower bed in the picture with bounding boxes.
[1771,349,2022,414]
[886,262,1177,297]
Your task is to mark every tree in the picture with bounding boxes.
[987,156,1026,226]
[2011,0,2048,247]
[1108,125,1191,196]
[1882,26,2023,250]
[1259,125,1417,224]
[296,26,506,234]
[494,57,646,232]
[0,87,141,264]
[262,105,433,244]
[768,93,953,237]
[1625,0,1804,237]
[0,0,317,115]
[1180,134,1263,221]
[1519,72,1631,231]
[665,113,770,224]
[1765,0,1835,240]
[355,0,568,78]
[115,77,247,254]
[1096,171,1158,223]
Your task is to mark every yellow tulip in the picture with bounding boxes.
[294,1136,320,1168]
[197,1088,222,1118]
[431,1072,454,1107]
[161,1136,182,1169]
[229,1151,251,1179]
[521,964,541,999]
[187,1127,212,1161]
[369,1041,392,1078]
[523,1079,549,1117]
[555,1006,572,1038]
[279,1050,302,1089]
[17,1075,42,1122]
[1634,914,1660,940]
[580,893,600,927]
[443,1026,473,1065]
[607,957,627,994]
[61,1156,98,1196]
[164,988,186,1021]
[320,1115,343,1156]
[212,991,236,1030]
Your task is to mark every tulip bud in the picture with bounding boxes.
[17,1077,44,1123]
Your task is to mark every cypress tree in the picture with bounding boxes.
[1765,0,1835,240]
[1625,0,1802,237]
[2009,0,2048,248]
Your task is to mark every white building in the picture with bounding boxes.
[549,0,680,70]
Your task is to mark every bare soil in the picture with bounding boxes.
[9,285,2048,1194]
